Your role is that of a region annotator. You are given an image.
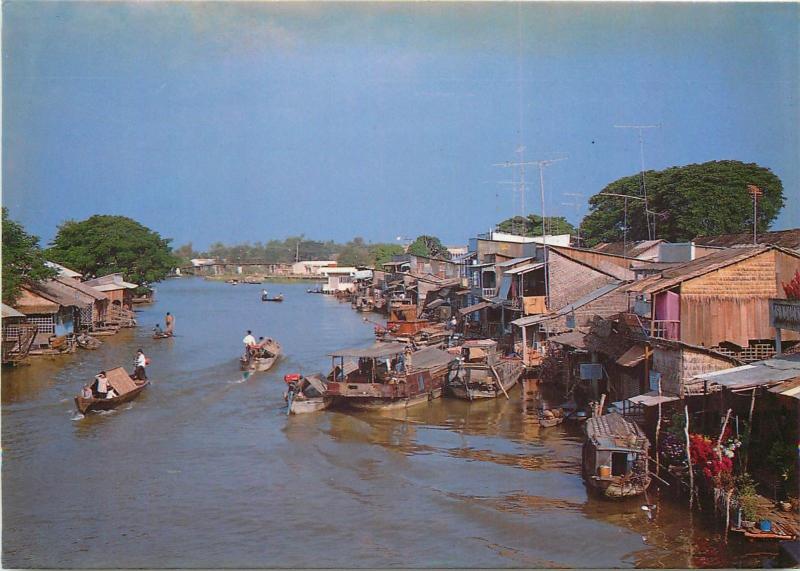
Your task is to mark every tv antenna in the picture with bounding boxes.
[495,155,567,303]
[561,191,585,246]
[614,124,660,240]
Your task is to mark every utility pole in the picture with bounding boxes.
[747,185,763,244]
[495,155,567,305]
[614,124,660,240]
[598,192,647,259]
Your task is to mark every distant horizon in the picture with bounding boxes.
[5,2,798,250]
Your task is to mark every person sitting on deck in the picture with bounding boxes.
[165,312,174,335]
[153,323,164,336]
[106,388,118,399]
[94,371,109,398]
[132,349,148,381]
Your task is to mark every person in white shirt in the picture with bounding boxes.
[94,372,109,398]
[243,330,257,358]
[133,349,148,380]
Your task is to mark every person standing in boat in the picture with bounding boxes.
[165,312,174,336]
[94,371,109,398]
[243,330,257,359]
[133,349,148,380]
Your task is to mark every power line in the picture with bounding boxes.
[614,124,661,240]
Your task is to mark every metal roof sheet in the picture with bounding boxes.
[628,391,680,407]
[696,354,800,390]
[56,277,107,301]
[616,345,647,367]
[546,330,588,349]
[1,303,26,318]
[503,262,546,275]
[459,301,497,316]
[768,378,800,400]
[329,343,408,359]
[495,256,534,268]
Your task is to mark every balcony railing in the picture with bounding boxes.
[649,319,680,340]
[482,287,497,298]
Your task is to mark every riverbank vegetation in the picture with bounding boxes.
[1,208,57,303]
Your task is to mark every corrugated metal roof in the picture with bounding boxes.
[503,262,545,275]
[511,281,623,327]
[693,229,800,250]
[616,345,646,367]
[593,240,664,258]
[547,330,587,349]
[768,378,800,400]
[459,301,497,316]
[329,343,408,358]
[56,277,107,301]
[628,245,784,295]
[495,256,534,268]
[586,412,649,450]
[696,354,800,390]
[1,303,26,318]
[628,391,680,407]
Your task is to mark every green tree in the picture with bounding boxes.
[173,242,197,265]
[1,208,57,304]
[337,237,371,267]
[407,235,451,259]
[497,214,576,237]
[369,243,404,267]
[580,160,785,246]
[47,215,178,286]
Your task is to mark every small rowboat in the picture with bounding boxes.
[75,367,150,415]
[152,331,173,339]
[240,339,282,372]
[261,294,284,302]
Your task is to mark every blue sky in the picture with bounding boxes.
[4,2,798,250]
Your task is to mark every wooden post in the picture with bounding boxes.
[685,404,694,509]
[643,345,652,395]
[744,388,756,471]
[717,408,732,452]
[655,375,662,475]
[522,325,528,367]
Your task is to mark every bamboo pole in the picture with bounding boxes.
[685,404,694,510]
[717,408,732,452]
[656,375,662,476]
[745,388,756,471]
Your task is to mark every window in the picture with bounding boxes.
[611,452,629,476]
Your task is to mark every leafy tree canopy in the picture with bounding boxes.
[337,237,371,267]
[497,214,576,237]
[2,208,57,304]
[369,243,404,267]
[407,235,451,259]
[580,160,785,246]
[47,215,177,286]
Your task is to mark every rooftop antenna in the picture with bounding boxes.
[562,191,585,246]
[495,155,567,305]
[614,124,660,240]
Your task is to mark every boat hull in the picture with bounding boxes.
[338,387,443,411]
[74,381,150,415]
[240,356,278,372]
[289,397,333,414]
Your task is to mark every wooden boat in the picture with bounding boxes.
[226,279,240,285]
[74,367,149,415]
[284,373,333,414]
[240,339,282,372]
[730,521,797,541]
[538,408,565,427]
[325,343,457,410]
[582,412,651,498]
[447,340,524,400]
[261,294,284,302]
[152,331,173,339]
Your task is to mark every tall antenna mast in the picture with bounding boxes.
[495,156,567,305]
[614,124,660,240]
[562,191,585,246]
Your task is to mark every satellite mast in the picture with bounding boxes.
[614,124,660,240]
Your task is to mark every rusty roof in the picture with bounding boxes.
[626,245,792,295]
[693,229,800,250]
[592,239,664,258]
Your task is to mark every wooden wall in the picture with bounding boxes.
[679,250,800,347]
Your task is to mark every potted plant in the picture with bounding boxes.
[736,474,759,527]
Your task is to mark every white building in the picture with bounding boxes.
[320,267,359,293]
[291,260,337,275]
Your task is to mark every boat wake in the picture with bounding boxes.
[71,412,85,421]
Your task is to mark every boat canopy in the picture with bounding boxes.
[585,412,649,452]
[104,367,140,396]
[328,343,408,359]
[304,374,328,395]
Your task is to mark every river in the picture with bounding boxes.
[1,277,777,568]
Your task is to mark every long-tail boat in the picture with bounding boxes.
[325,343,456,410]
[447,339,523,400]
[582,412,651,498]
[240,339,282,372]
[74,367,150,415]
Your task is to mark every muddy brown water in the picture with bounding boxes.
[2,278,780,568]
